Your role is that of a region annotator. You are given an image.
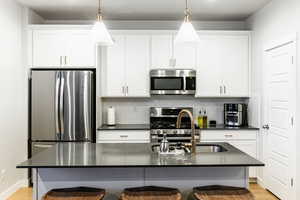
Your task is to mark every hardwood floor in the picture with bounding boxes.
[7,184,278,200]
[7,187,32,200]
[250,184,279,200]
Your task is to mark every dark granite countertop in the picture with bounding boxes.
[17,143,264,169]
[98,124,150,130]
[97,124,259,131]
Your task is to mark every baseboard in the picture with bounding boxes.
[257,177,265,188]
[0,179,28,200]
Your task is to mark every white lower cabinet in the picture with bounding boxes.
[201,130,258,178]
[97,130,150,143]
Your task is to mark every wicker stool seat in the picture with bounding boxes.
[120,186,182,200]
[43,187,105,200]
[189,185,255,200]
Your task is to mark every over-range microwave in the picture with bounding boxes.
[150,69,196,95]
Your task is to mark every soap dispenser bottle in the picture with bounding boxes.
[203,109,208,128]
[198,110,203,128]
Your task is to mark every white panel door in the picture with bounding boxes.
[125,35,150,97]
[173,43,197,69]
[103,35,126,97]
[67,30,95,67]
[151,35,173,68]
[33,30,66,67]
[196,35,222,97]
[221,35,249,97]
[264,40,296,200]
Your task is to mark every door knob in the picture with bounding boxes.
[262,124,270,130]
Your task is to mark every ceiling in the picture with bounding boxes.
[17,0,272,21]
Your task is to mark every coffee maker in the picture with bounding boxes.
[224,104,248,127]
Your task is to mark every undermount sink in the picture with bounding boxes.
[151,144,227,154]
[196,144,227,153]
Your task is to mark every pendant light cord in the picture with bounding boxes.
[184,0,190,22]
[97,0,102,21]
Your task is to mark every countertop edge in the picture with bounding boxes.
[17,164,265,169]
[97,124,260,131]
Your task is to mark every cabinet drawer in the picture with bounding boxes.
[201,130,257,141]
[97,130,150,143]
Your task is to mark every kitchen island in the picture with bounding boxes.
[17,143,264,200]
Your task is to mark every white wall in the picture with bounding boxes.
[246,0,300,197]
[0,0,28,197]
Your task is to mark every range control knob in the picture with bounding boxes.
[173,130,178,134]
[157,130,161,135]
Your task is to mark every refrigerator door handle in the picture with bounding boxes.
[55,72,61,139]
[83,72,91,140]
[59,72,65,140]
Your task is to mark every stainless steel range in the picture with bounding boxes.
[150,107,200,144]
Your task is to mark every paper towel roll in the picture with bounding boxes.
[107,106,116,126]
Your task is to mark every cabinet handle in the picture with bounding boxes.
[64,56,67,65]
[126,86,129,95]
[224,85,226,94]
[220,86,223,95]
[120,135,128,138]
[225,134,233,138]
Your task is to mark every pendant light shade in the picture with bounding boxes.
[92,0,114,46]
[175,0,200,44]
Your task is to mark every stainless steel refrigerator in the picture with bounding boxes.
[29,69,95,158]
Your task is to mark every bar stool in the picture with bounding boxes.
[43,187,105,200]
[120,186,182,200]
[188,185,255,200]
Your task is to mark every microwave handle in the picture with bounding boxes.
[183,77,186,91]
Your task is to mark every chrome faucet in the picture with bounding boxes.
[176,109,197,154]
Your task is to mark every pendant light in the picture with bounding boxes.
[92,0,114,46]
[175,0,200,44]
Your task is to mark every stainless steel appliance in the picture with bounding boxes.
[224,103,248,127]
[28,69,95,184]
[150,69,196,95]
[150,107,200,144]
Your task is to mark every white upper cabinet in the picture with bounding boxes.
[101,34,150,98]
[125,35,150,97]
[220,35,249,97]
[32,29,95,68]
[151,35,173,68]
[150,33,197,69]
[66,30,95,67]
[173,43,197,69]
[197,35,223,97]
[33,30,66,67]
[102,35,126,97]
[196,33,250,98]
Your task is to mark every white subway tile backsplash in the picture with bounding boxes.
[101,97,246,125]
